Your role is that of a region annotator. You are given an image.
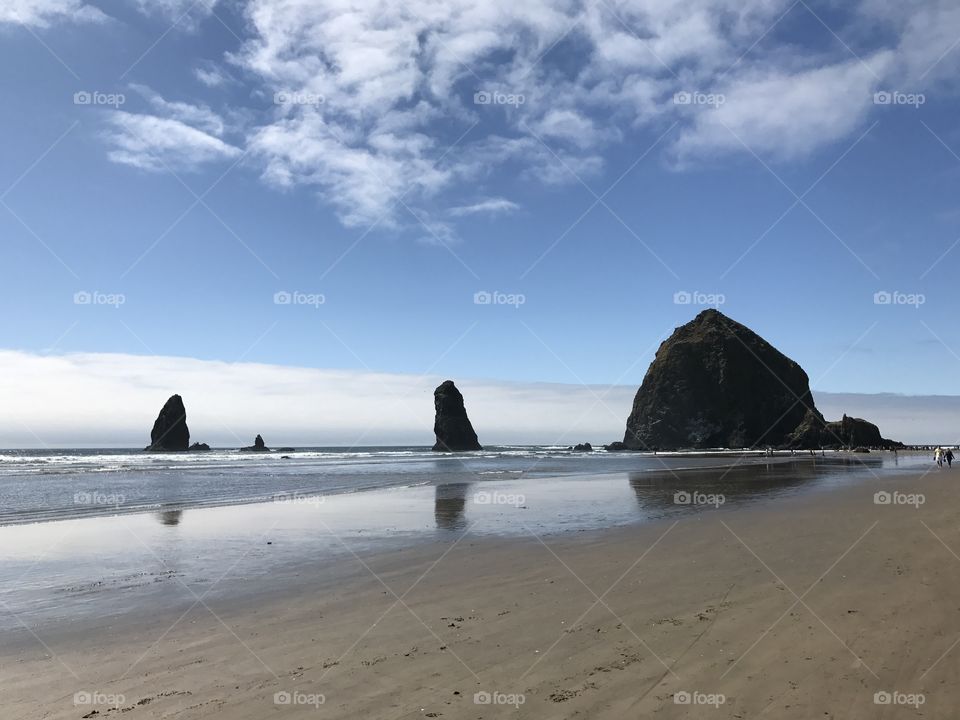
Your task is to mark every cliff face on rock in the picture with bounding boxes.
[145,394,190,451]
[621,310,899,450]
[432,380,482,452]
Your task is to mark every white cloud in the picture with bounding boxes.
[671,53,894,162]
[0,0,105,27]
[105,112,241,172]
[132,0,221,23]
[129,84,227,136]
[448,197,520,216]
[194,64,231,88]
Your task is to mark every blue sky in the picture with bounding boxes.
[3,0,960,424]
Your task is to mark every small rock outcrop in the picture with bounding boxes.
[145,394,190,451]
[240,434,270,452]
[572,443,593,452]
[604,441,628,452]
[432,380,482,452]
[789,412,900,450]
[188,442,211,452]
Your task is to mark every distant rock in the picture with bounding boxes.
[618,310,900,451]
[432,380,482,452]
[572,443,593,452]
[188,442,211,452]
[240,434,270,452]
[604,442,628,452]
[144,394,190,451]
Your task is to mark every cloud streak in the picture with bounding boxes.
[0,0,105,27]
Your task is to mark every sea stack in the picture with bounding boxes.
[432,380,482,452]
[620,310,899,450]
[145,394,190,451]
[240,434,270,452]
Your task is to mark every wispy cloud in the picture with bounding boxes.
[447,197,520,217]
[194,63,232,88]
[104,112,241,172]
[0,0,105,27]
[129,84,227,136]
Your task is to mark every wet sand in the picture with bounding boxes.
[3,460,956,718]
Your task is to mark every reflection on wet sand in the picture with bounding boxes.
[156,509,183,526]
[434,483,470,531]
[628,456,886,514]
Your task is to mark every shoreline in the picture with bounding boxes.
[2,463,956,718]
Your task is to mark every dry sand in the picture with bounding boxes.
[3,465,958,719]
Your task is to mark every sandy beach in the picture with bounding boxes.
[1,459,955,719]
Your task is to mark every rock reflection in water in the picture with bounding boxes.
[156,509,183,526]
[629,456,884,515]
[435,483,470,531]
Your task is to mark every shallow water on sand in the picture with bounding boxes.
[0,451,932,633]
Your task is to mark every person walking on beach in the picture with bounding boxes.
[935,447,944,468]
[947,449,955,468]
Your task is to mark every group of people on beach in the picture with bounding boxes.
[935,447,955,468]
